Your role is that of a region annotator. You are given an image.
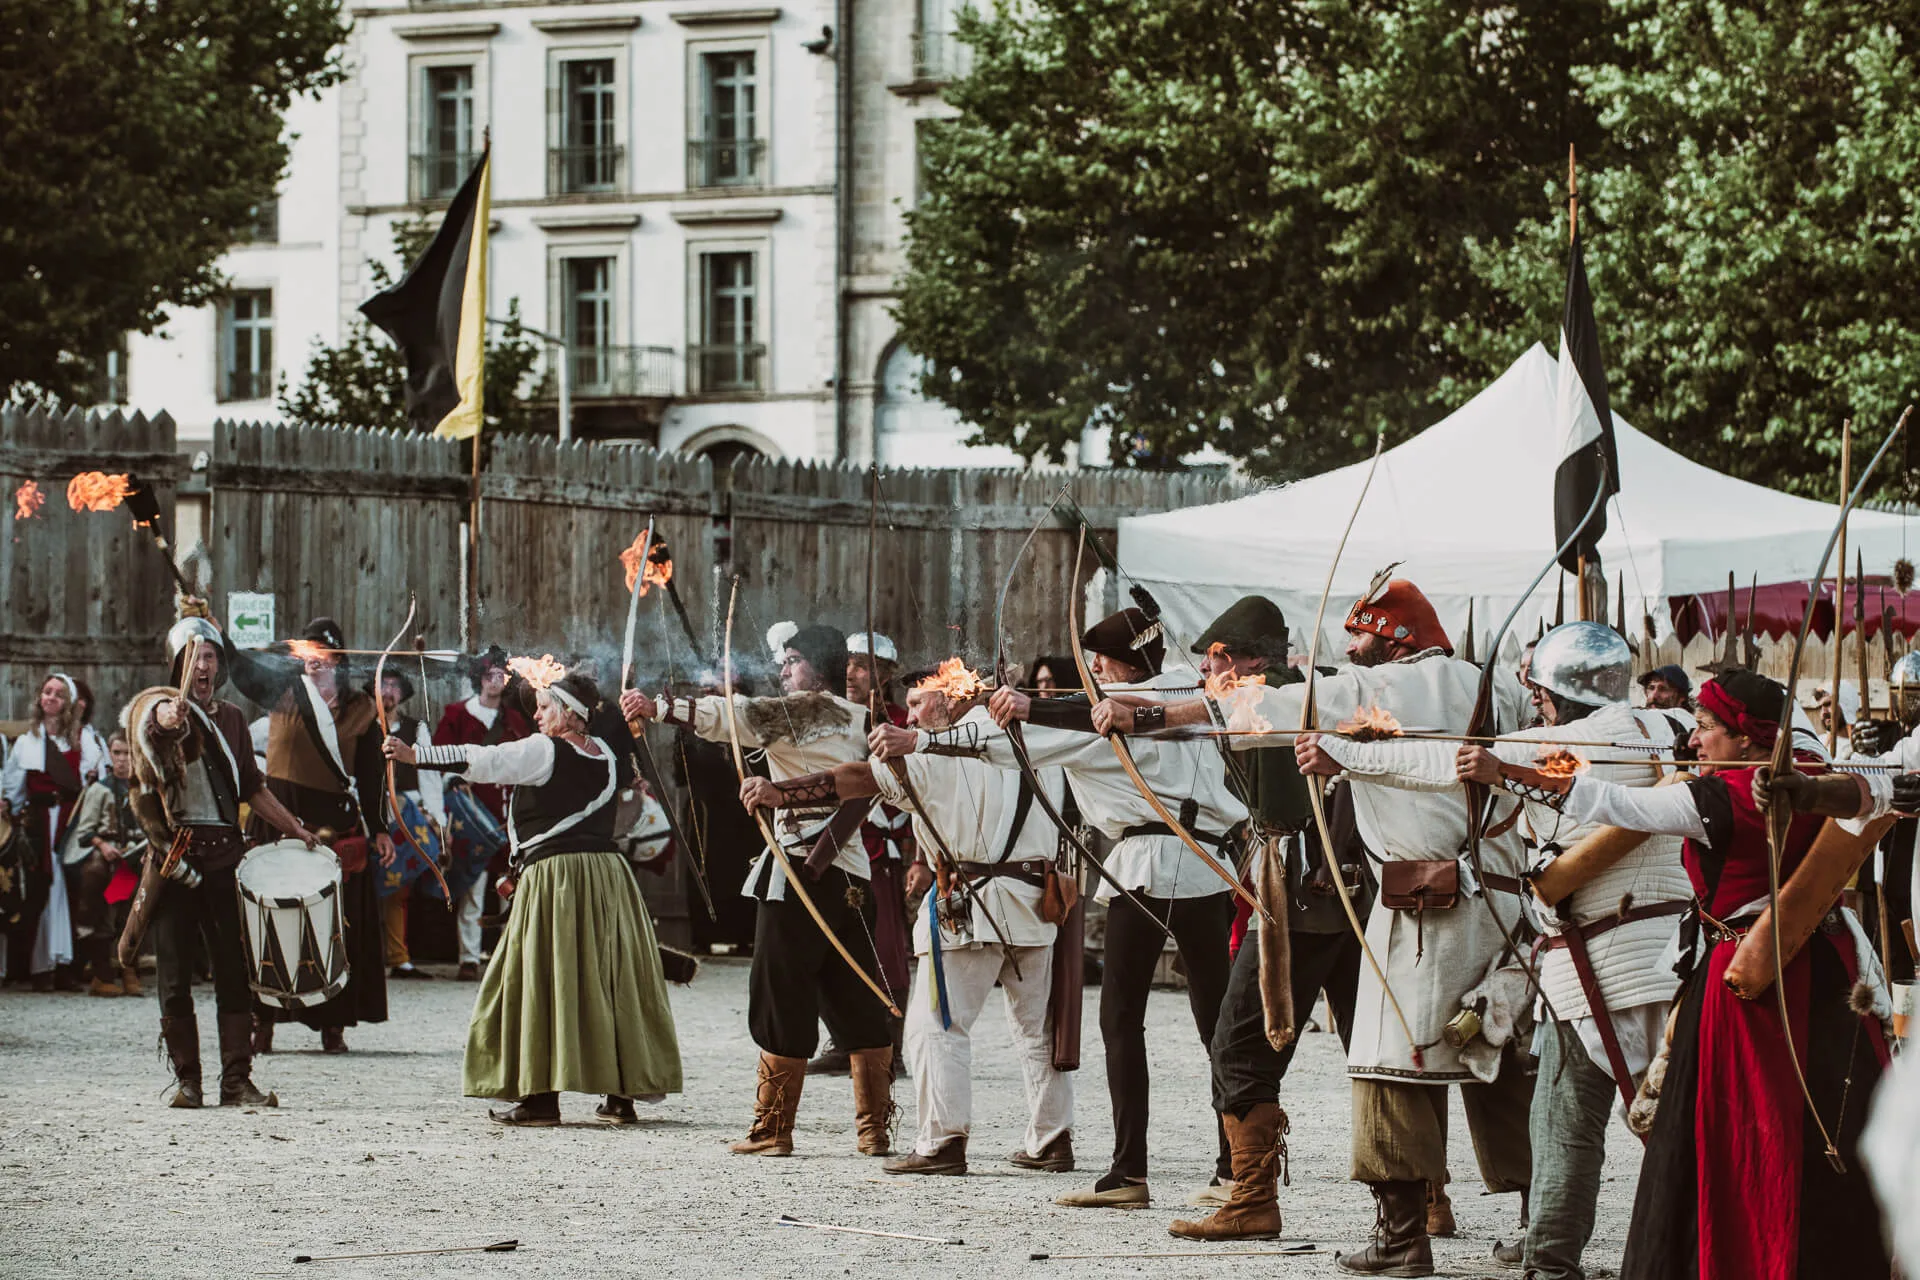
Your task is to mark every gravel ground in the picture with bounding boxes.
[0,958,1636,1279]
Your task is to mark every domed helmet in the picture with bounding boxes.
[166,616,224,689]
[1891,650,1920,726]
[1527,621,1632,708]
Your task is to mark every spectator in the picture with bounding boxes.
[62,729,142,996]
[2,672,101,989]
[1637,663,1693,711]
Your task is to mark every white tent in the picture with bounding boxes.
[1117,343,1914,660]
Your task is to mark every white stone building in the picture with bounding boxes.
[116,0,1100,469]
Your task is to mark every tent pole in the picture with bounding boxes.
[1830,422,1851,755]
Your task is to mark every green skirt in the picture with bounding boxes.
[462,850,684,1100]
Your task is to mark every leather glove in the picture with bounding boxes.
[1850,718,1904,758]
[1753,766,1866,819]
[1892,772,1920,814]
[1671,726,1698,763]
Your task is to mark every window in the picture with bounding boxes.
[552,58,620,194]
[694,251,761,392]
[415,64,475,200]
[914,0,966,80]
[245,200,279,244]
[691,52,762,187]
[219,290,273,402]
[563,256,615,391]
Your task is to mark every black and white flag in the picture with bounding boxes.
[1554,231,1620,573]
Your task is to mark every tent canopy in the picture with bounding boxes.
[1117,344,1916,660]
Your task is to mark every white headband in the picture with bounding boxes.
[49,672,78,704]
[544,684,590,723]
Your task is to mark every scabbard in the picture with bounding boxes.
[1048,886,1085,1072]
[1255,834,1295,1051]
[804,798,872,878]
[1723,814,1898,999]
[115,853,171,971]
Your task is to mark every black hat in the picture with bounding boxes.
[302,616,346,653]
[468,644,509,691]
[1191,596,1289,663]
[371,668,416,704]
[1081,607,1165,675]
[785,625,850,697]
[1637,663,1692,696]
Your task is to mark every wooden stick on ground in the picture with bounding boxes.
[293,1240,518,1263]
[1031,1245,1319,1260]
[776,1215,963,1245]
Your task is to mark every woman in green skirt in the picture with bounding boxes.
[385,671,682,1125]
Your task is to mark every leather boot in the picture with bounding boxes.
[120,966,143,997]
[251,1013,275,1055]
[161,1015,202,1109]
[1336,1180,1433,1277]
[850,1046,896,1156]
[1426,1181,1456,1238]
[1491,1190,1529,1269]
[884,1136,967,1175]
[730,1053,805,1155]
[805,1037,850,1076]
[218,1012,279,1107]
[1168,1104,1286,1240]
[320,1027,348,1054]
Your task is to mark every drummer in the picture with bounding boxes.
[386,671,683,1125]
[128,614,320,1109]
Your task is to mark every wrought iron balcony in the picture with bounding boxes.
[688,343,767,394]
[556,345,676,399]
[687,138,766,189]
[548,144,625,196]
[410,149,478,202]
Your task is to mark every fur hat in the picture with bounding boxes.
[1080,607,1165,675]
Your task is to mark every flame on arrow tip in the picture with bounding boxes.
[507,653,569,690]
[917,656,986,700]
[67,472,133,513]
[13,480,45,521]
[1533,748,1590,778]
[619,533,676,594]
[1337,705,1403,742]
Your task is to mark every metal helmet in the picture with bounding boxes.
[1527,621,1631,708]
[166,616,221,665]
[1892,650,1920,725]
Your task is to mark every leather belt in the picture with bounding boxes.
[1540,899,1690,950]
[1478,871,1528,896]
[1121,822,1229,848]
[955,859,1049,886]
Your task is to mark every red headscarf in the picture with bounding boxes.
[1696,675,1780,749]
[1345,579,1452,656]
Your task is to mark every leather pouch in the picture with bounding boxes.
[332,835,369,875]
[1379,859,1459,912]
[1041,863,1080,924]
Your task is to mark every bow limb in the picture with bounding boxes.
[1066,527,1269,923]
[375,595,451,903]
[1296,435,1423,1065]
[1761,405,1910,1174]
[991,491,1174,942]
[721,575,901,1019]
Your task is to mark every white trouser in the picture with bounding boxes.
[455,876,487,963]
[904,942,1072,1157]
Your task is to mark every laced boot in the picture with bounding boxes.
[1336,1180,1434,1277]
[218,1012,279,1106]
[1426,1181,1456,1238]
[730,1053,805,1155]
[850,1046,897,1156]
[161,1015,202,1109]
[1168,1104,1286,1240]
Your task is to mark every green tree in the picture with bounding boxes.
[0,0,344,401]
[895,0,1612,474]
[278,220,546,433]
[1462,1,1920,496]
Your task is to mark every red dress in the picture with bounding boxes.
[434,699,531,878]
[1624,764,1890,1280]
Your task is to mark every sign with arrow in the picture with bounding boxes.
[228,591,276,649]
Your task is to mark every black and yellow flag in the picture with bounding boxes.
[361,148,492,439]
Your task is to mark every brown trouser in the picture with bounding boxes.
[382,894,410,967]
[1350,1054,1533,1192]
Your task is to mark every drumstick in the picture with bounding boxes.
[294,1240,518,1263]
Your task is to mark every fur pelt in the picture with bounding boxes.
[1255,835,1296,1051]
[123,686,205,851]
[1627,999,1683,1136]
[741,691,857,747]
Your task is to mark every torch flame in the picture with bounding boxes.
[918,656,987,701]
[13,480,45,521]
[1203,643,1269,699]
[1533,748,1591,779]
[507,653,569,690]
[1337,705,1403,742]
[67,472,133,513]
[619,534,677,595]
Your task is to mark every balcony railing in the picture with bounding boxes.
[410,149,478,202]
[556,345,676,399]
[911,28,967,81]
[548,144,625,196]
[687,138,766,189]
[221,369,272,403]
[688,343,767,394]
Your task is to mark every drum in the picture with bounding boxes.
[444,783,506,895]
[377,793,447,900]
[236,840,348,1009]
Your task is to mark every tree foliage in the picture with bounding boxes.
[0,0,344,401]
[898,0,1920,493]
[278,220,546,434]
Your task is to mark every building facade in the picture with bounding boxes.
[119,1,1095,469]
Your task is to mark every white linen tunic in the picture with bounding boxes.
[1221,652,1532,1081]
[687,691,872,900]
